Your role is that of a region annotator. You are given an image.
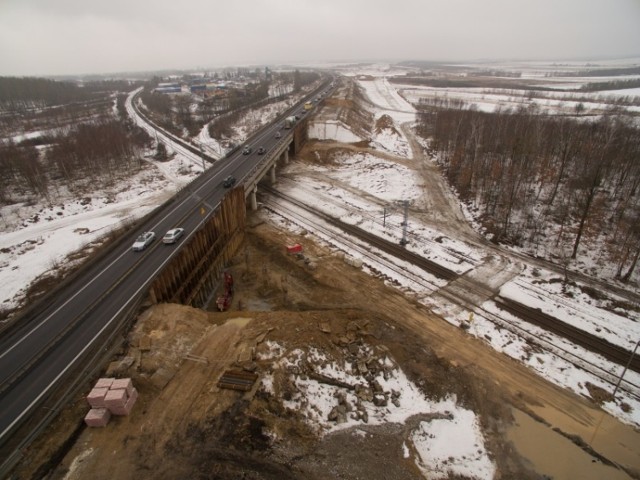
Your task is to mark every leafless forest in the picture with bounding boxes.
[0,79,152,203]
[416,107,640,280]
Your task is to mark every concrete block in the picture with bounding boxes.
[86,387,109,408]
[84,407,111,427]
[94,377,115,389]
[111,378,134,396]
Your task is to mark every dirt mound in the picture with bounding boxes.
[374,113,401,137]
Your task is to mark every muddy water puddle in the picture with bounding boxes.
[507,409,632,480]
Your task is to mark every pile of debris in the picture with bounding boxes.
[323,340,400,424]
[84,377,138,427]
[276,320,404,428]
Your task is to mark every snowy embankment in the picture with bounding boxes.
[308,75,414,158]
[0,170,177,314]
[308,121,362,143]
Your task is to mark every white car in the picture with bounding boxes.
[132,231,156,251]
[163,228,185,244]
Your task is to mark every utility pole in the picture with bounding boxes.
[400,200,409,246]
[199,146,206,173]
[611,339,639,399]
[590,338,639,445]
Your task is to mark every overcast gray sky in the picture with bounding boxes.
[1,0,639,76]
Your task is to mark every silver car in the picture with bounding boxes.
[132,231,156,251]
[162,228,185,244]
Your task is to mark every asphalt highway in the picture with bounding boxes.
[0,79,333,451]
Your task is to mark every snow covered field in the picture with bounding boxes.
[337,59,640,118]
[1,61,640,465]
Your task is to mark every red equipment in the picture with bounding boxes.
[216,272,234,311]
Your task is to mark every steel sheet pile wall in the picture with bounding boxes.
[149,188,246,308]
[293,117,309,154]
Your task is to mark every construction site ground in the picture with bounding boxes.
[8,79,640,478]
[11,212,640,480]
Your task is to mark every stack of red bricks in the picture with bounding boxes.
[84,377,138,427]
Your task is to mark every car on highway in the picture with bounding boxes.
[223,175,236,188]
[242,145,252,155]
[162,228,185,244]
[132,231,155,251]
[275,131,281,139]
[257,146,266,155]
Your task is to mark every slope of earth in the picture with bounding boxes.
[14,217,639,480]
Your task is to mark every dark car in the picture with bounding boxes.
[223,175,236,188]
[257,146,266,155]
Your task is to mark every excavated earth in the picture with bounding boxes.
[10,214,640,480]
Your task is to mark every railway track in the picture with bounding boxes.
[261,186,640,399]
[131,91,222,164]
[261,194,442,295]
[262,186,458,282]
[278,176,481,268]
[495,297,640,374]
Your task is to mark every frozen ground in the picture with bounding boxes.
[262,341,496,480]
[1,62,639,436]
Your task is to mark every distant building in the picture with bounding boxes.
[155,86,181,94]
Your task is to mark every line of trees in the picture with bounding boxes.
[417,107,640,281]
[579,79,640,92]
[0,77,138,112]
[550,66,640,77]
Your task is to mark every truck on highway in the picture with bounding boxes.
[304,101,313,111]
[284,116,297,129]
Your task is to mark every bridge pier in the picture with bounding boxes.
[281,149,289,164]
[270,165,276,184]
[250,185,258,211]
